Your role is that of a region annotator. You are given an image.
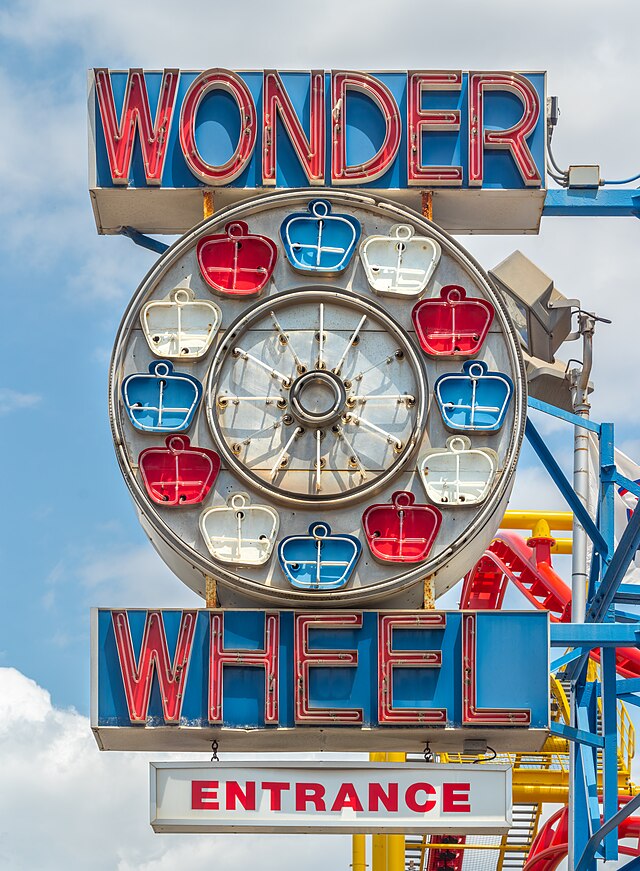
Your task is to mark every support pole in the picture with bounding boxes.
[569,314,595,871]
[352,835,367,871]
[570,313,595,622]
[386,753,406,871]
[371,753,387,871]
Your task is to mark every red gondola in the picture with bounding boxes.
[411,285,494,357]
[139,436,220,506]
[362,491,442,563]
[197,220,277,297]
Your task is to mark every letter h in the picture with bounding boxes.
[208,612,279,724]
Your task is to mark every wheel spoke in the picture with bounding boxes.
[344,412,403,448]
[269,426,303,480]
[333,425,367,482]
[269,311,305,373]
[233,347,292,387]
[333,314,367,375]
[352,349,402,383]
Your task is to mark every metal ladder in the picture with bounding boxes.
[497,804,541,871]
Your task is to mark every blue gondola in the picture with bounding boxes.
[278,522,361,590]
[434,360,513,433]
[121,360,203,432]
[279,199,361,275]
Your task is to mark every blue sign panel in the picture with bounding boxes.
[91,70,546,191]
[92,609,549,751]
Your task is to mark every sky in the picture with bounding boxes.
[1,0,640,868]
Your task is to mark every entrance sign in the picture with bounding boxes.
[92,609,550,752]
[88,69,546,234]
[150,762,512,834]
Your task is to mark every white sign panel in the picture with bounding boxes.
[150,762,512,834]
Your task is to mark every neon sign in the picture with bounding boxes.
[89,69,546,234]
[93,609,549,751]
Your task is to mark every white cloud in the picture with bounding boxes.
[43,538,203,611]
[0,386,41,415]
[0,667,351,871]
[77,542,202,607]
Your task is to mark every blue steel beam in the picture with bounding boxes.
[614,608,640,623]
[549,722,604,749]
[570,672,599,871]
[586,503,640,623]
[597,423,616,588]
[601,647,619,859]
[550,623,640,647]
[543,188,640,217]
[550,648,587,672]
[614,584,640,605]
[577,695,603,856]
[527,397,601,433]
[616,678,640,695]
[525,418,609,558]
[574,793,640,871]
[119,226,170,255]
[612,472,640,500]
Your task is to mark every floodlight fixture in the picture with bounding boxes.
[523,351,592,413]
[489,251,574,363]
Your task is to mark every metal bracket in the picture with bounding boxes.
[119,226,170,255]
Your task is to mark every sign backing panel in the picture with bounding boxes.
[92,609,550,752]
[150,762,512,834]
[88,69,546,234]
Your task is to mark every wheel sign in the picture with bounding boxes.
[109,190,527,608]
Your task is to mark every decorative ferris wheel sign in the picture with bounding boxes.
[88,68,546,234]
[108,190,527,609]
[93,186,551,752]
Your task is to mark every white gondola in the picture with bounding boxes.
[140,283,222,359]
[199,492,279,566]
[359,224,441,298]
[419,436,499,506]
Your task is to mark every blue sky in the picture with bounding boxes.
[1,1,640,868]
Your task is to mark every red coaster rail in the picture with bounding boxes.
[523,800,640,871]
[460,531,640,679]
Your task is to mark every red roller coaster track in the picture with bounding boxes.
[523,800,640,871]
[461,531,640,679]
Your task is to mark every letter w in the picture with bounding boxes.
[112,610,197,723]
[94,68,179,185]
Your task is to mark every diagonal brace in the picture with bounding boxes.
[586,503,640,623]
[549,721,604,749]
[575,793,640,871]
[525,418,609,559]
[119,226,170,255]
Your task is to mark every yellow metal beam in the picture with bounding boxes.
[386,754,406,871]
[502,510,573,531]
[370,753,387,871]
[352,834,366,871]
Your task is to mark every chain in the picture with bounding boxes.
[210,739,219,763]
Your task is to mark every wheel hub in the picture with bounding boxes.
[288,369,347,427]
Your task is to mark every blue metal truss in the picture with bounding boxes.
[525,396,640,869]
[543,188,640,218]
